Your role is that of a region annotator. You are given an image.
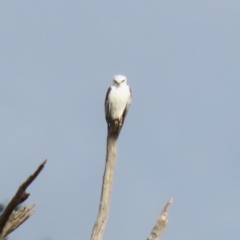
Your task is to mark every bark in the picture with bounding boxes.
[90,133,117,240]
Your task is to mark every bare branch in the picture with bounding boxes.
[0,160,47,237]
[0,204,35,239]
[147,198,173,240]
[90,133,117,240]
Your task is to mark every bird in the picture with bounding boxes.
[105,75,132,137]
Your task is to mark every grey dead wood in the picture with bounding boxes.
[0,160,47,239]
[147,198,173,240]
[0,204,35,239]
[90,132,117,240]
[90,123,173,240]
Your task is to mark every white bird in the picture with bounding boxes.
[105,75,132,137]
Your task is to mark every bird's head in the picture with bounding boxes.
[113,75,127,86]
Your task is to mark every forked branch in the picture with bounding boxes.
[90,129,173,240]
[0,160,47,239]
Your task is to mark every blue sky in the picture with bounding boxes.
[0,1,240,240]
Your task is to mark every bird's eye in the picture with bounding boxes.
[121,79,125,83]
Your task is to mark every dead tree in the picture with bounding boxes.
[0,131,172,240]
[90,126,172,240]
[0,160,47,240]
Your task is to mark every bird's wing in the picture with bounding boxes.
[121,87,132,125]
[104,87,112,122]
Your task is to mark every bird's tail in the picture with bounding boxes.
[108,119,123,138]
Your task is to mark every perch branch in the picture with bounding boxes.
[0,160,47,238]
[90,133,117,240]
[147,198,173,240]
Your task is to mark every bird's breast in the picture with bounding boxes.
[108,86,130,119]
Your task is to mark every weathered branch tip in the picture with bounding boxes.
[147,198,173,240]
